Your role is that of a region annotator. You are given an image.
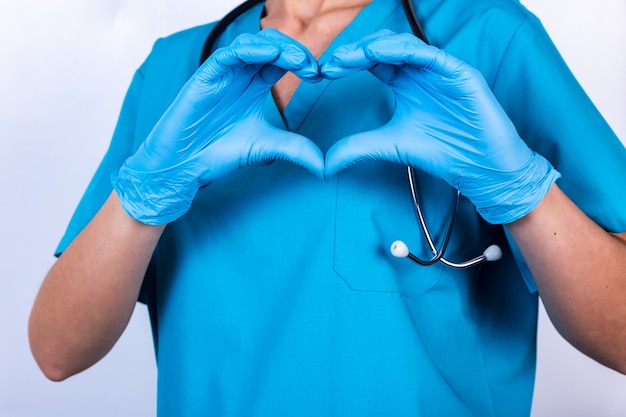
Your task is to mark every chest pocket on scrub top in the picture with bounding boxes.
[333,162,448,297]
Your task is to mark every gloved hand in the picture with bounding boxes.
[112,29,324,225]
[322,30,560,224]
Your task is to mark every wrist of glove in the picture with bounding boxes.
[462,152,560,224]
[112,163,201,225]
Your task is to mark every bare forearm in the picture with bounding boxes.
[507,184,626,372]
[29,191,165,381]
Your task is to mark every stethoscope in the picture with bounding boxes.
[200,0,502,268]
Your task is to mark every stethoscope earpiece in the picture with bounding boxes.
[482,244,502,262]
[390,240,502,268]
[390,240,410,258]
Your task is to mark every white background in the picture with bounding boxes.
[1,1,625,416]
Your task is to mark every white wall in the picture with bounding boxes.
[0,1,624,416]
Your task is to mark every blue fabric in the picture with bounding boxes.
[55,0,626,416]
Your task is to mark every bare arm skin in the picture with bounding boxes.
[31,185,626,381]
[28,192,165,381]
[507,184,626,373]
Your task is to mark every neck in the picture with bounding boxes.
[263,0,373,33]
[260,0,374,113]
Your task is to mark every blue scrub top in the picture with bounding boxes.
[56,0,626,416]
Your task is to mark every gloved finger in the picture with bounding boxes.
[320,41,376,79]
[198,38,281,83]
[230,30,319,85]
[253,128,325,178]
[362,33,467,77]
[320,29,400,79]
[325,127,407,179]
[256,29,321,82]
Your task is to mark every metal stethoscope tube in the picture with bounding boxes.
[390,167,502,268]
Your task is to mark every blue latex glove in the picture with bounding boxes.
[322,30,560,224]
[112,29,324,225]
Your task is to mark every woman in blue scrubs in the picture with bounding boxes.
[29,0,626,415]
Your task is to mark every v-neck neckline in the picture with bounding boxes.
[228,0,400,132]
[272,0,400,132]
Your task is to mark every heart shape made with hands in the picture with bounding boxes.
[113,29,552,226]
[249,29,532,191]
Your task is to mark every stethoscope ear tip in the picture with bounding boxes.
[391,240,502,266]
[483,244,502,262]
[390,240,410,258]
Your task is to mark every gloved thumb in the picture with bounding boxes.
[325,126,402,179]
[254,127,325,179]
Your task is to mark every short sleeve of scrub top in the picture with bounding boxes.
[53,24,216,257]
[488,15,626,289]
[54,67,145,256]
[494,14,626,230]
